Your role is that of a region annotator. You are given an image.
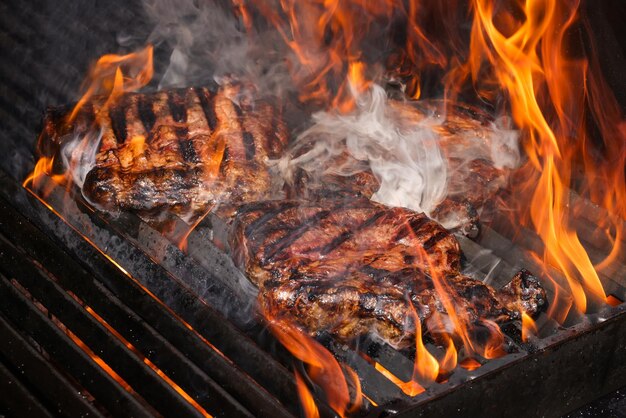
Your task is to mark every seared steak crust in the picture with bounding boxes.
[232,198,546,346]
[231,197,462,287]
[260,269,543,346]
[41,85,288,221]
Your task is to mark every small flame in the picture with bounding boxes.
[374,362,425,397]
[265,316,360,417]
[294,370,320,418]
[408,302,439,383]
[373,301,440,396]
[438,334,458,375]
[69,45,154,123]
[24,45,154,195]
[459,358,481,371]
[22,157,64,193]
[521,311,539,342]
[606,295,623,308]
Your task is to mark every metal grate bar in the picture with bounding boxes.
[0,273,153,418]
[0,179,294,418]
[0,358,55,418]
[0,314,105,418]
[0,236,212,418]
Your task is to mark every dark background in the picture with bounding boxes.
[0,1,624,416]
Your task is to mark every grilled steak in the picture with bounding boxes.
[279,99,518,237]
[39,84,542,347]
[260,268,545,346]
[231,196,461,286]
[40,84,288,221]
[231,198,547,346]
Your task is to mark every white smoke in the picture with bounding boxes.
[129,0,522,230]
[278,85,446,214]
[61,128,102,189]
[278,84,520,222]
[141,0,291,97]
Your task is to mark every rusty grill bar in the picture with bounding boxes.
[1,1,626,417]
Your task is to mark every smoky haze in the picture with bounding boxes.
[142,0,293,97]
[139,0,520,227]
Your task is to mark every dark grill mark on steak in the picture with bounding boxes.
[243,202,300,237]
[266,111,281,159]
[233,103,244,118]
[319,210,387,256]
[197,88,218,131]
[108,100,128,144]
[242,132,256,161]
[137,95,156,134]
[422,230,449,251]
[219,144,230,175]
[408,216,431,238]
[262,209,335,263]
[178,137,199,164]
[167,90,187,123]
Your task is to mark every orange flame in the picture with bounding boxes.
[374,362,425,397]
[459,357,481,371]
[521,311,539,342]
[243,0,456,111]
[69,45,154,123]
[265,317,361,417]
[416,243,506,360]
[24,45,154,195]
[295,370,320,418]
[460,0,625,315]
[22,157,64,193]
[438,334,458,375]
[408,302,439,383]
[372,301,441,397]
[606,295,623,308]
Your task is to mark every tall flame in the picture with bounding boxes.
[243,0,459,111]
[461,0,624,314]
